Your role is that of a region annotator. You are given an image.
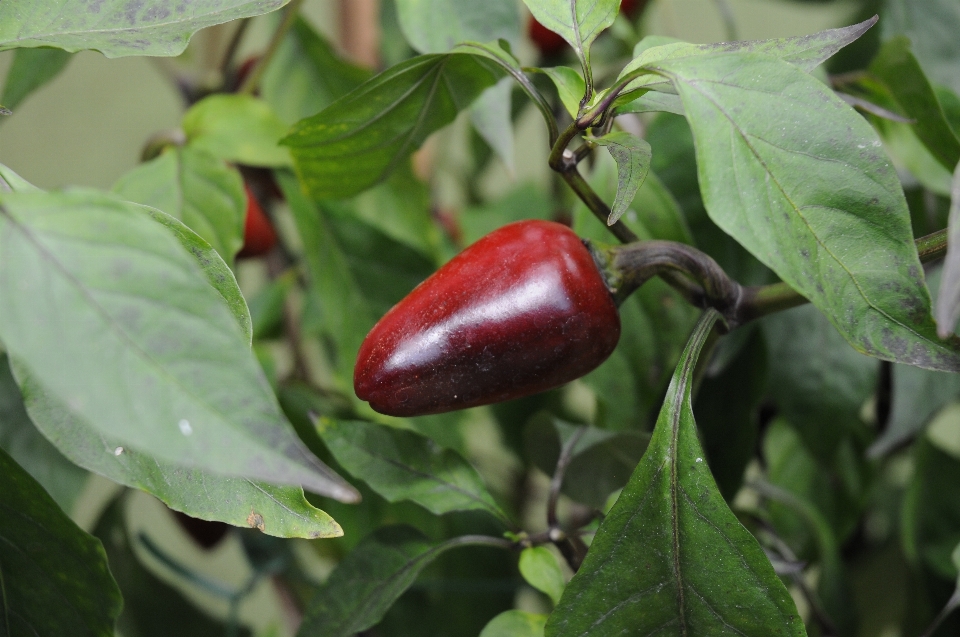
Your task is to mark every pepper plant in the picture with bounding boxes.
[1,0,960,635]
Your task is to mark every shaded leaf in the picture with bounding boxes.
[546,311,804,636]
[183,94,291,168]
[297,526,504,637]
[0,353,87,513]
[519,547,565,605]
[590,131,651,225]
[903,437,960,581]
[762,304,878,462]
[316,418,509,524]
[870,37,960,171]
[522,0,620,87]
[113,146,246,263]
[480,610,547,637]
[654,51,960,370]
[537,66,586,119]
[14,359,342,539]
[460,184,553,246]
[882,0,960,96]
[397,0,520,54]
[0,189,356,500]
[262,17,372,125]
[0,48,72,114]
[0,445,122,636]
[615,91,684,116]
[284,53,501,200]
[0,0,290,58]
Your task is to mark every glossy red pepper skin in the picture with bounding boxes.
[237,184,278,258]
[354,220,621,417]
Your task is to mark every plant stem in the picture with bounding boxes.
[238,0,305,96]
[219,18,252,76]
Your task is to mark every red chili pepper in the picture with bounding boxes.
[237,184,277,259]
[354,220,621,416]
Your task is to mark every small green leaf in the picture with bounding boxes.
[546,310,805,637]
[0,0,290,58]
[397,0,520,54]
[284,53,501,200]
[297,526,503,637]
[537,67,586,118]
[13,359,341,539]
[0,445,122,636]
[262,17,372,125]
[870,37,960,172]
[0,48,72,115]
[113,146,247,262]
[521,0,620,89]
[0,189,356,501]
[183,94,291,167]
[655,51,960,371]
[589,131,651,225]
[316,418,509,524]
[480,610,547,637]
[0,162,41,193]
[519,547,565,605]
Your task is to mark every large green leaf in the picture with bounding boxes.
[546,311,805,637]
[521,0,619,90]
[0,354,87,513]
[0,0,289,58]
[0,445,122,636]
[762,304,878,463]
[870,37,960,172]
[284,53,501,200]
[13,360,341,539]
[0,189,356,501]
[316,418,509,524]
[183,94,291,168]
[652,51,960,370]
[113,146,246,262]
[262,17,372,125]
[0,48,72,115]
[297,526,505,637]
[397,0,520,54]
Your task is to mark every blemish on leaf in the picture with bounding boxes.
[247,511,265,532]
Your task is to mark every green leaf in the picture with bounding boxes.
[0,48,72,114]
[936,162,960,336]
[614,91,684,116]
[882,0,960,96]
[13,360,341,539]
[397,0,520,54]
[183,94,291,168]
[284,53,501,200]
[762,304,878,462]
[0,162,41,193]
[870,37,960,172]
[316,418,509,524]
[589,131,651,225]
[460,184,553,246]
[614,18,877,103]
[0,353,87,513]
[521,0,620,89]
[480,610,547,637]
[519,547,565,605]
[0,189,356,501]
[113,146,246,263]
[654,51,960,371]
[93,498,243,637]
[0,0,290,58]
[297,526,503,636]
[261,17,372,125]
[546,310,805,637]
[536,66,585,119]
[0,445,122,636]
